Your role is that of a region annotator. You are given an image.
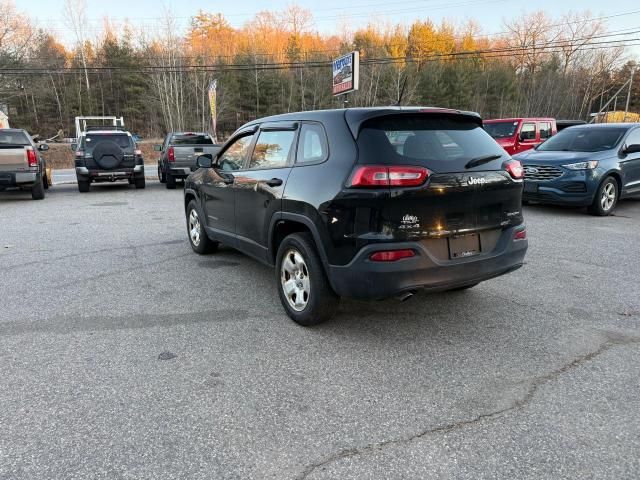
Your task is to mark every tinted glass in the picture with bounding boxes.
[171,134,214,145]
[539,122,552,139]
[484,121,518,139]
[218,134,254,171]
[537,128,627,153]
[520,123,536,141]
[0,131,29,145]
[83,134,132,151]
[249,130,295,169]
[357,114,506,172]
[297,124,328,163]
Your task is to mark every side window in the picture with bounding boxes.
[249,130,296,169]
[218,134,254,171]
[520,123,536,141]
[296,124,328,164]
[624,129,640,148]
[539,122,552,140]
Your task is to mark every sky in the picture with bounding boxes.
[19,0,640,58]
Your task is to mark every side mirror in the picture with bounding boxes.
[38,143,50,151]
[196,153,213,169]
[71,143,77,151]
[153,144,162,152]
[624,144,640,155]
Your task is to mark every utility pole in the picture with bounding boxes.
[623,64,636,123]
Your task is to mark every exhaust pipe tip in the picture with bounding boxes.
[396,290,417,302]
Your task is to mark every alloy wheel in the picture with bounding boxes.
[280,249,310,312]
[189,209,201,247]
[601,182,616,211]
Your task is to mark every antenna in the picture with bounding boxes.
[394,76,408,106]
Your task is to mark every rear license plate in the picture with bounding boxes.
[523,181,538,193]
[448,234,480,259]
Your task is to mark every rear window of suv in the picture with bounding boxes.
[83,134,132,151]
[171,134,213,145]
[357,114,505,172]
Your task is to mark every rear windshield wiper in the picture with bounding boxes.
[465,154,503,169]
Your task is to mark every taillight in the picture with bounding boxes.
[505,160,524,180]
[370,249,416,262]
[168,146,175,163]
[75,150,84,158]
[514,228,527,241]
[27,148,38,167]
[134,149,142,156]
[348,165,429,188]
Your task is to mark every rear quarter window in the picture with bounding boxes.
[357,114,506,172]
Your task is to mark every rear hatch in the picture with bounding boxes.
[81,133,136,170]
[170,133,219,169]
[343,110,523,260]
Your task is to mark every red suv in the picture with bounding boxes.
[484,118,557,155]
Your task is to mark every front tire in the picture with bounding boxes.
[588,176,618,216]
[31,175,45,200]
[276,233,339,326]
[186,200,218,254]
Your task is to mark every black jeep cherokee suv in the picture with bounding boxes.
[184,107,528,325]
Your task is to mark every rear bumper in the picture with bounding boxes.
[0,171,38,189]
[168,167,193,177]
[327,226,528,299]
[76,165,144,182]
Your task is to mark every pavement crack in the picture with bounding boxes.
[296,332,640,480]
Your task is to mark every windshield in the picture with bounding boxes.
[537,128,626,152]
[357,114,506,172]
[171,134,214,145]
[0,131,29,145]
[83,134,132,151]
[484,121,519,139]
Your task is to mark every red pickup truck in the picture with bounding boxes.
[483,118,557,155]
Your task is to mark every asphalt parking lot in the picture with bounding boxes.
[1,181,639,480]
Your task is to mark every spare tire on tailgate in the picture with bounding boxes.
[92,140,124,169]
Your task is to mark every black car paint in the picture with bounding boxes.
[185,107,528,299]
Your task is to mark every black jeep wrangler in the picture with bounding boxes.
[73,128,145,192]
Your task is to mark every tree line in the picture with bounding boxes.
[0,0,638,140]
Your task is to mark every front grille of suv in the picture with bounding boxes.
[524,165,564,181]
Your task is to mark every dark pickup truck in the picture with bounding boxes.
[0,128,50,200]
[156,132,221,189]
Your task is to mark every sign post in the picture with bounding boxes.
[332,51,359,107]
[208,79,218,142]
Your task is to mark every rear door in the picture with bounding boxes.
[234,123,297,262]
[83,133,135,170]
[353,113,522,259]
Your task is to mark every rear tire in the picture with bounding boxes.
[78,180,90,193]
[276,232,339,326]
[134,177,146,189]
[588,176,618,216]
[31,175,45,200]
[186,200,218,254]
[43,173,50,190]
[158,166,166,183]
[166,173,176,189]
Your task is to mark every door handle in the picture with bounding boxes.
[265,178,283,187]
